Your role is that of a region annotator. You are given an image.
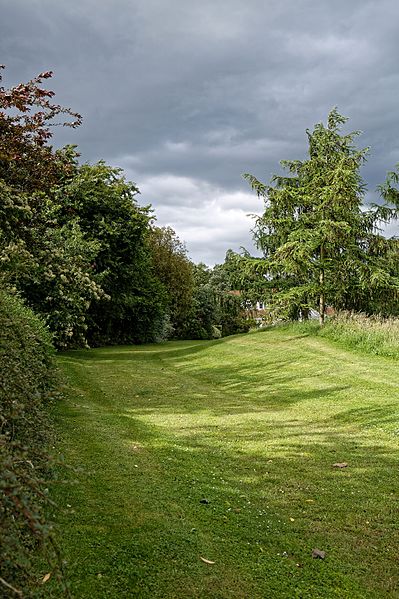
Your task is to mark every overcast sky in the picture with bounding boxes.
[2,0,399,264]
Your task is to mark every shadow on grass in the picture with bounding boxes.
[57,397,399,598]
[59,337,231,361]
[62,352,351,416]
[126,384,351,417]
[330,405,399,429]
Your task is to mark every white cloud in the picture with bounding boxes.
[136,173,262,264]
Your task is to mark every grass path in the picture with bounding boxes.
[51,327,399,598]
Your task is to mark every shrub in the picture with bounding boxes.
[0,290,59,597]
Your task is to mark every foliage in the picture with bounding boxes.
[56,162,168,345]
[378,161,399,209]
[0,69,107,348]
[217,291,250,336]
[0,66,250,347]
[244,109,399,323]
[0,67,171,347]
[149,226,194,338]
[180,260,250,339]
[182,264,216,340]
[0,66,81,193]
[210,257,251,335]
[0,178,106,348]
[0,290,59,597]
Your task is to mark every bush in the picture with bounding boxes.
[0,290,59,597]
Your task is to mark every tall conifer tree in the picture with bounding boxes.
[244,109,399,322]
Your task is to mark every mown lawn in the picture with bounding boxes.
[50,326,399,598]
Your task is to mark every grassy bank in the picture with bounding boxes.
[51,326,399,598]
[319,312,399,359]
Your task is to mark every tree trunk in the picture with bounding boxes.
[319,245,325,326]
[319,287,325,326]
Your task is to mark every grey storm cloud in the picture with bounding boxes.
[1,0,399,263]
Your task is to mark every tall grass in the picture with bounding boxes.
[319,311,399,359]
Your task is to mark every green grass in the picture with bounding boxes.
[319,312,399,359]
[49,326,399,598]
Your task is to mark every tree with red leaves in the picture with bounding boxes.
[0,66,82,191]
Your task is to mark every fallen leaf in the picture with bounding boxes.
[332,462,348,468]
[289,517,295,522]
[42,573,52,584]
[200,557,215,564]
[312,549,326,559]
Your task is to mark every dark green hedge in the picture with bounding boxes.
[0,290,58,597]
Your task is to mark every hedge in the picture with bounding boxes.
[0,290,58,597]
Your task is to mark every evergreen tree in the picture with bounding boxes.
[244,109,399,323]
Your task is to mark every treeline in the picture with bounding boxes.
[0,69,247,350]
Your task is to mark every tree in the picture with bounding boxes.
[210,254,251,335]
[149,226,194,338]
[56,161,168,345]
[180,260,250,339]
[0,68,168,347]
[0,66,81,193]
[244,109,399,323]
[179,263,216,339]
[0,69,104,347]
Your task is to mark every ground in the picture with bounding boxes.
[49,325,399,598]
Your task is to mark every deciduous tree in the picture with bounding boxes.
[149,226,194,338]
[0,66,81,192]
[56,162,167,345]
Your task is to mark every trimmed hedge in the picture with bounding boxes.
[0,290,58,597]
